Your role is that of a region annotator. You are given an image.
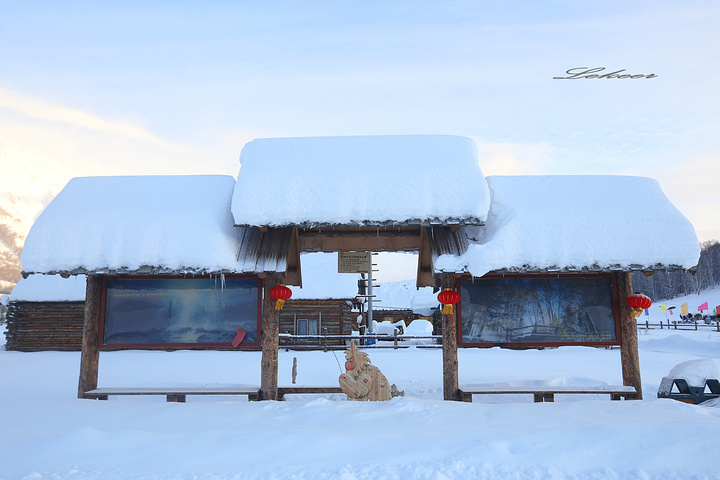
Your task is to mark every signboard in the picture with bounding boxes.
[458,275,619,347]
[102,277,260,347]
[338,251,371,273]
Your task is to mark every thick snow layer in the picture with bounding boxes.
[10,274,86,301]
[21,175,252,275]
[232,135,491,227]
[435,175,701,277]
[2,325,720,478]
[667,359,720,386]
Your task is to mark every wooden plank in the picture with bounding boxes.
[86,387,262,395]
[459,385,637,394]
[277,386,343,394]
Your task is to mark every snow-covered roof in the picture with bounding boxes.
[10,275,87,302]
[19,148,699,280]
[21,175,258,276]
[231,135,491,228]
[433,175,700,277]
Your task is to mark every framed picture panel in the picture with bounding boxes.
[458,274,620,347]
[100,276,261,348]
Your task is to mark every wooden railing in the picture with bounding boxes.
[279,333,442,350]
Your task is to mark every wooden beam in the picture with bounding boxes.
[440,273,461,401]
[260,275,282,400]
[297,235,420,253]
[417,227,435,287]
[616,272,643,399]
[78,275,102,399]
[296,226,422,253]
[282,228,302,287]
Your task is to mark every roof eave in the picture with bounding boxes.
[436,263,698,277]
[234,217,485,230]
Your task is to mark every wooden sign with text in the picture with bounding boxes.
[338,251,371,273]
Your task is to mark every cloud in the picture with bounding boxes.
[472,139,553,176]
[0,87,189,154]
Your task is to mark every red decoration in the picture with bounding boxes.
[232,327,246,348]
[438,289,461,315]
[627,292,652,318]
[270,284,292,310]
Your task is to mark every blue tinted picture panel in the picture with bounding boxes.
[102,277,259,346]
[459,275,618,346]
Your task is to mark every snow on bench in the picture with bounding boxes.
[84,387,262,402]
[458,385,637,403]
[84,385,344,402]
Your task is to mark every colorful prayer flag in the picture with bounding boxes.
[698,302,709,311]
[660,304,667,312]
[681,303,689,316]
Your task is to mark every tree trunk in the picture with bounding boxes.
[78,275,102,399]
[440,273,461,401]
[260,275,281,400]
[617,272,643,399]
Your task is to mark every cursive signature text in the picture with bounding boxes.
[553,67,658,79]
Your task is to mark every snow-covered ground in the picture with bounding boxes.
[1,291,720,479]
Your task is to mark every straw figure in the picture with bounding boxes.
[339,342,403,401]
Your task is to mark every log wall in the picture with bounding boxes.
[278,299,355,345]
[4,301,85,351]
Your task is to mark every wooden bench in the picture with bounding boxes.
[459,385,637,403]
[277,386,344,400]
[84,386,344,402]
[84,387,261,402]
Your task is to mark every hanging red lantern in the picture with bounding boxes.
[438,289,461,315]
[627,292,652,318]
[270,284,292,310]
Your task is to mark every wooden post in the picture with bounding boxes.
[260,275,281,401]
[440,273,461,401]
[616,272,643,400]
[78,275,102,399]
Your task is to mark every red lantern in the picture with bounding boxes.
[438,289,461,315]
[270,284,292,310]
[627,292,652,318]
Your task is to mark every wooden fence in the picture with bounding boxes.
[637,319,720,331]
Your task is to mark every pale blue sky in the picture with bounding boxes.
[1,1,719,266]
